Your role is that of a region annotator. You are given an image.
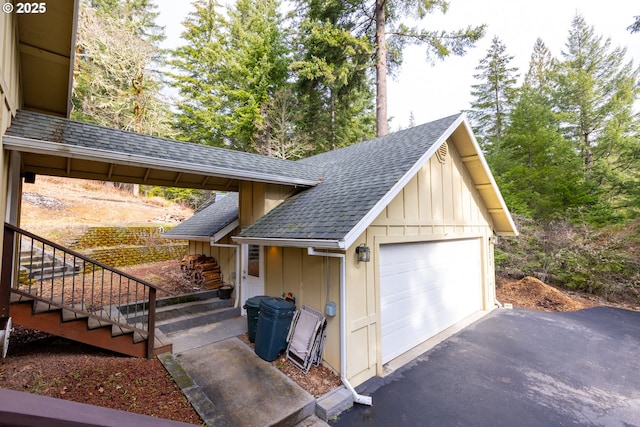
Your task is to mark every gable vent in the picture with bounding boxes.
[436,141,449,164]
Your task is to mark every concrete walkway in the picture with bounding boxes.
[158,316,328,427]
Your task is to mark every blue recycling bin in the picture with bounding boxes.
[254,297,296,361]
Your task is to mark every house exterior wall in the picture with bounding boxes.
[345,139,496,386]
[239,182,295,229]
[264,138,497,386]
[263,246,342,373]
[1,10,21,266]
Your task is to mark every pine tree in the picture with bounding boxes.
[170,0,289,151]
[72,0,171,136]
[554,15,640,223]
[469,36,519,153]
[168,0,227,146]
[291,1,375,152]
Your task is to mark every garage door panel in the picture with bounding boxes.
[380,239,482,363]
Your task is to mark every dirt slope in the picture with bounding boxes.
[20,176,193,242]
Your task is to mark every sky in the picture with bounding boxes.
[155,0,639,130]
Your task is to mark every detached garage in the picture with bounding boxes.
[380,239,482,363]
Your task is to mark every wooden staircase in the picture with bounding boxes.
[2,223,172,359]
[9,292,172,358]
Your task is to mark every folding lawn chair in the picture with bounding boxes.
[286,305,327,373]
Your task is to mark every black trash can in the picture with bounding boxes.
[243,295,268,343]
[254,297,296,361]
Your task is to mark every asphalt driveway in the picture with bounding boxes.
[331,307,640,426]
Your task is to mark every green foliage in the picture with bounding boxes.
[144,186,211,210]
[476,16,639,227]
[73,0,172,136]
[469,36,519,152]
[554,15,640,223]
[170,0,290,151]
[292,3,376,151]
[497,217,640,302]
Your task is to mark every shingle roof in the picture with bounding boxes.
[162,193,239,240]
[237,114,462,243]
[5,110,322,187]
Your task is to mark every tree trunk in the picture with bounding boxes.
[375,0,388,136]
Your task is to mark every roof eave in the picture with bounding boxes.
[211,219,240,243]
[161,234,209,242]
[3,135,319,188]
[457,118,519,237]
[232,236,346,250]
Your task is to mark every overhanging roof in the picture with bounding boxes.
[17,1,78,117]
[3,110,322,191]
[234,113,518,249]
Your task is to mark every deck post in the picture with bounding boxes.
[147,287,156,359]
[0,226,15,318]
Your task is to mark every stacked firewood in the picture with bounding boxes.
[180,254,223,289]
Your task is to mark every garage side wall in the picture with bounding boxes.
[346,139,497,386]
[263,246,342,374]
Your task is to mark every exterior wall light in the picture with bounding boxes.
[355,244,370,262]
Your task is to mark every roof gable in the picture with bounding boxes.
[236,114,487,247]
[162,193,239,242]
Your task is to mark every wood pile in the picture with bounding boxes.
[180,254,223,290]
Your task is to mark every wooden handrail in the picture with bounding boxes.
[4,223,172,358]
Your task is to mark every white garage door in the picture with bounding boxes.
[380,239,483,363]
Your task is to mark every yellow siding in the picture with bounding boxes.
[344,139,497,386]
[263,246,342,373]
[239,182,295,228]
[1,10,20,273]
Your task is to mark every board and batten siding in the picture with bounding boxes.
[263,246,342,374]
[345,138,497,386]
[1,10,21,264]
[239,182,295,229]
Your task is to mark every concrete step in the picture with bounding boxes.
[154,298,234,322]
[157,305,241,334]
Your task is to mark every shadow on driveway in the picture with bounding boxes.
[331,307,640,427]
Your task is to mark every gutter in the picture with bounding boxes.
[307,247,373,406]
[233,236,345,250]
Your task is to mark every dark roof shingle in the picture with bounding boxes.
[238,114,461,241]
[163,193,238,239]
[5,110,322,186]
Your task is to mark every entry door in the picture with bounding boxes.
[241,244,264,314]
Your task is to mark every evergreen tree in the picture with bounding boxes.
[498,84,589,219]
[170,0,289,151]
[168,0,227,146]
[524,38,556,94]
[370,0,485,135]
[293,0,484,136]
[554,15,640,223]
[469,36,519,153]
[224,0,290,151]
[629,16,640,33]
[292,1,375,152]
[72,0,171,136]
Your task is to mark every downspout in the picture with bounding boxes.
[307,247,373,406]
[211,243,241,308]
